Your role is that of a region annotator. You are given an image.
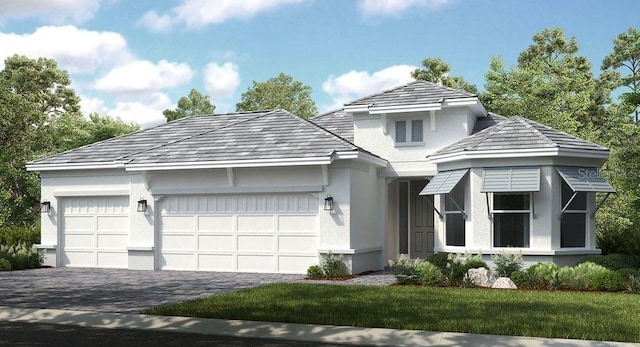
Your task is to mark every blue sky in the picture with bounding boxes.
[0,0,638,127]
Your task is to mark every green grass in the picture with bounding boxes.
[144,283,640,343]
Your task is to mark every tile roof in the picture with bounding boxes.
[309,109,354,142]
[471,113,507,134]
[431,116,608,158]
[344,80,476,108]
[28,110,376,168]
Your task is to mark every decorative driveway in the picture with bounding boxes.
[0,268,305,313]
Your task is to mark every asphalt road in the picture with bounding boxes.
[0,321,354,347]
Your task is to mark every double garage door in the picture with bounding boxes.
[59,193,319,273]
[158,193,319,273]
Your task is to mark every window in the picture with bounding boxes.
[445,180,465,246]
[395,119,423,144]
[560,180,587,247]
[492,193,530,248]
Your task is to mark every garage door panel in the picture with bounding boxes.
[278,215,317,232]
[278,255,317,273]
[162,216,194,232]
[64,216,94,231]
[237,215,273,232]
[162,234,194,250]
[160,253,194,270]
[198,254,233,271]
[96,216,128,232]
[96,234,127,249]
[64,233,94,248]
[237,255,274,272]
[278,235,317,253]
[63,251,94,266]
[96,252,127,268]
[198,216,232,231]
[198,235,233,251]
[237,235,274,252]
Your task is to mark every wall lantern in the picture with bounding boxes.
[137,198,148,213]
[40,201,51,214]
[324,195,334,211]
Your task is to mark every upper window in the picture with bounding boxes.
[492,193,530,248]
[395,119,423,144]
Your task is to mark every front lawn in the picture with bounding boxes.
[144,283,640,343]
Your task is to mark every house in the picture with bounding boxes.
[27,81,615,273]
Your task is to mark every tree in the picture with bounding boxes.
[602,27,640,123]
[483,28,595,134]
[50,113,139,153]
[411,57,478,94]
[236,73,317,119]
[163,89,216,122]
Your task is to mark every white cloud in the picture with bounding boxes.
[108,92,173,128]
[139,0,309,31]
[322,64,416,109]
[358,0,454,16]
[94,60,193,95]
[0,0,101,24]
[0,25,131,73]
[204,62,240,99]
[79,95,109,117]
[136,10,173,32]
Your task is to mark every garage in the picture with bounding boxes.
[60,196,129,268]
[159,193,319,273]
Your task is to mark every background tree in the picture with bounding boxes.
[163,88,216,122]
[483,28,595,134]
[236,73,317,119]
[601,27,640,123]
[411,57,478,94]
[0,55,138,228]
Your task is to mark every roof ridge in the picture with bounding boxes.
[516,117,559,148]
[464,117,512,151]
[344,80,420,106]
[117,111,273,162]
[311,108,344,120]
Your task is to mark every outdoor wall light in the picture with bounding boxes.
[40,201,51,214]
[137,198,148,213]
[324,195,334,211]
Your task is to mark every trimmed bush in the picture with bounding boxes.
[0,246,42,270]
[0,224,40,251]
[426,253,449,272]
[510,270,528,287]
[577,254,639,271]
[320,253,349,278]
[389,255,422,285]
[617,268,640,279]
[416,261,443,286]
[306,265,324,279]
[591,271,625,291]
[0,258,11,271]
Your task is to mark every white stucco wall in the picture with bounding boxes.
[352,108,474,177]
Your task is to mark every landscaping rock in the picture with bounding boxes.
[491,277,517,289]
[467,268,496,287]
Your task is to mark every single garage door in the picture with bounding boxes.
[159,193,318,273]
[60,196,129,268]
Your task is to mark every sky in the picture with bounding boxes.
[0,0,638,128]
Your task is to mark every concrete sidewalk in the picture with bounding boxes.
[0,306,637,347]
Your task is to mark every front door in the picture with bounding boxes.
[409,180,434,259]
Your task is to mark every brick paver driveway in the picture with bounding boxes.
[0,268,304,313]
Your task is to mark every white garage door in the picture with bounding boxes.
[61,196,129,268]
[159,193,319,273]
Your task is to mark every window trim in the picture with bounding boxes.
[444,179,466,247]
[490,192,532,249]
[560,180,588,248]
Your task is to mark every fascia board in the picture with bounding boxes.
[429,148,609,164]
[441,97,479,106]
[26,162,124,171]
[125,157,333,171]
[334,151,388,167]
[343,105,370,113]
[368,103,442,114]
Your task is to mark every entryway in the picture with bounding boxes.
[398,180,434,259]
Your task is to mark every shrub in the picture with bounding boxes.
[416,261,443,286]
[426,253,449,272]
[510,270,528,287]
[617,268,640,279]
[591,271,624,291]
[389,255,422,285]
[492,251,523,277]
[578,254,639,271]
[0,245,42,270]
[0,224,40,251]
[306,265,324,279]
[442,253,488,285]
[320,253,349,278]
[627,275,640,293]
[526,262,563,290]
[570,262,611,290]
[0,258,11,271]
